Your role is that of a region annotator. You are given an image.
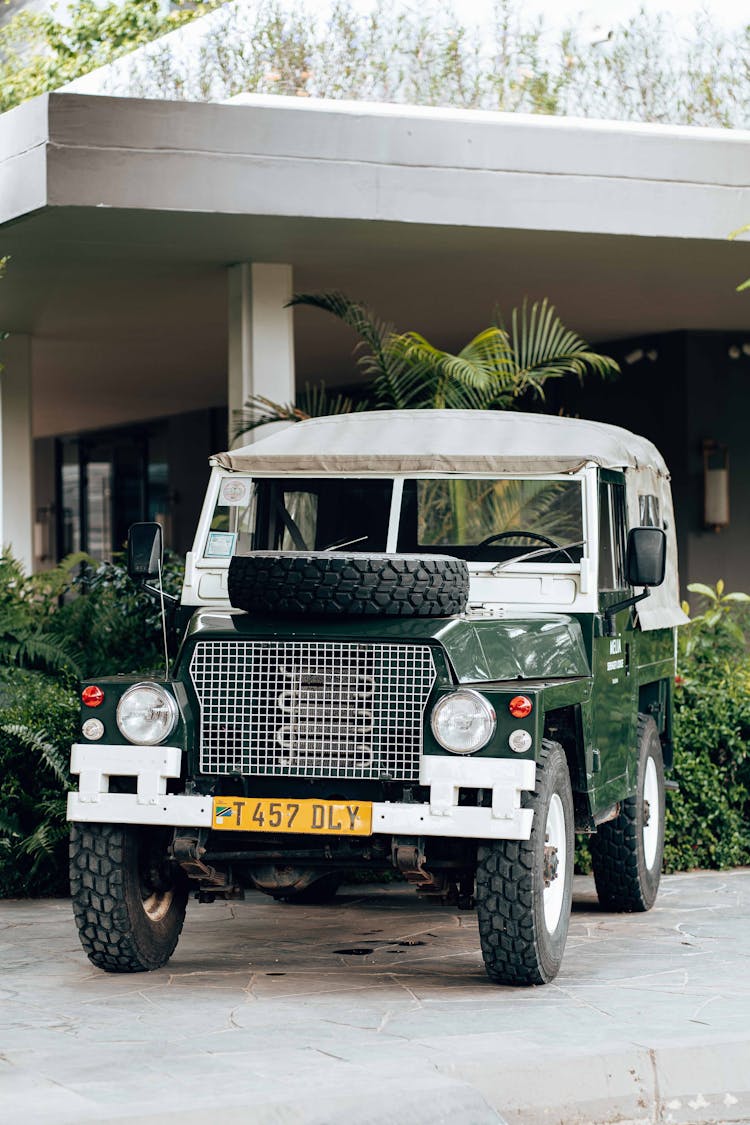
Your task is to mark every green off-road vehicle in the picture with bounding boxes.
[67,410,687,985]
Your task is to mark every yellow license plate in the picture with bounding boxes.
[212,797,372,835]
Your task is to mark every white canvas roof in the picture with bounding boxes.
[212,410,670,476]
[212,410,686,631]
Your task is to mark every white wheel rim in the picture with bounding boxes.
[142,888,173,923]
[543,793,567,933]
[643,755,660,870]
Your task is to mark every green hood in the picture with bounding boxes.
[184,611,590,684]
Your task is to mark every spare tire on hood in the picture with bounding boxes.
[227,552,469,618]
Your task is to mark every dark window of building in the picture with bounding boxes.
[56,426,157,561]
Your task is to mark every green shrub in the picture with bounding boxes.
[0,669,78,897]
[56,551,185,677]
[664,581,750,872]
[0,550,184,897]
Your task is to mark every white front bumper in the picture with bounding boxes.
[67,745,536,840]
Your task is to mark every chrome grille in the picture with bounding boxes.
[189,640,437,780]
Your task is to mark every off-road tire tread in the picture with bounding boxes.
[227,552,469,618]
[476,740,572,986]
[590,714,664,912]
[70,823,187,973]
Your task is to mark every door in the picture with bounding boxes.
[56,430,152,562]
[590,473,638,813]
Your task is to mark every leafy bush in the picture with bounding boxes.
[664,581,750,872]
[0,669,78,897]
[57,551,185,677]
[0,551,184,897]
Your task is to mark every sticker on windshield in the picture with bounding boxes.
[205,531,237,558]
[220,479,250,507]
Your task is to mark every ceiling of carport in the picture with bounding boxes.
[2,206,748,438]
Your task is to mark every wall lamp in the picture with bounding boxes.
[624,347,659,365]
[703,440,730,532]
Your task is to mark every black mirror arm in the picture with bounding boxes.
[143,582,179,607]
[603,588,650,636]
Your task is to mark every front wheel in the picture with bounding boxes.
[590,714,665,911]
[70,823,188,973]
[476,740,574,986]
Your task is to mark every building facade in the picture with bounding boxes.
[1,91,749,589]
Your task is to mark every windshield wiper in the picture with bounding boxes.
[491,541,585,573]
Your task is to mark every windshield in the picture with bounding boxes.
[396,478,583,563]
[204,474,583,564]
[205,476,392,557]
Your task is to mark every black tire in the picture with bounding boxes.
[590,714,665,912]
[476,740,574,986]
[70,823,188,973]
[227,552,469,618]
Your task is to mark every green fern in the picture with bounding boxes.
[0,807,21,837]
[0,723,71,786]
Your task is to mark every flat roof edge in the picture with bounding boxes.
[39,91,750,192]
[0,94,50,161]
[222,90,750,145]
[0,96,50,225]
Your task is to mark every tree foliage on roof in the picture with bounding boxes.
[2,1,749,128]
[31,0,750,132]
[0,0,219,114]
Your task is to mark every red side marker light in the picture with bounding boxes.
[82,685,104,708]
[509,695,533,719]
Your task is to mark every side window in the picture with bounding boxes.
[639,494,660,527]
[598,481,627,591]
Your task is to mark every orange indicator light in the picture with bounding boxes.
[82,685,104,708]
[508,695,533,719]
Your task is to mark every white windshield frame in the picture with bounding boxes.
[193,468,590,562]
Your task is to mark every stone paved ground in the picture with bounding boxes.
[1,870,749,1124]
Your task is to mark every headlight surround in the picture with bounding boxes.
[116,682,178,745]
[430,689,496,754]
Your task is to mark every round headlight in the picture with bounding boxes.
[431,690,496,754]
[116,682,178,745]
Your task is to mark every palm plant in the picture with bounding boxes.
[232,291,619,440]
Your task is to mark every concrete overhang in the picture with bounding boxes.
[2,91,750,436]
[4,91,750,236]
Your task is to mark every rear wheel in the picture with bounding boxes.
[70,823,188,973]
[476,740,574,986]
[590,714,665,911]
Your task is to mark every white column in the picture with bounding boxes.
[0,334,34,573]
[228,262,296,446]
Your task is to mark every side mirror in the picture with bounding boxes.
[127,522,163,580]
[626,527,666,588]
